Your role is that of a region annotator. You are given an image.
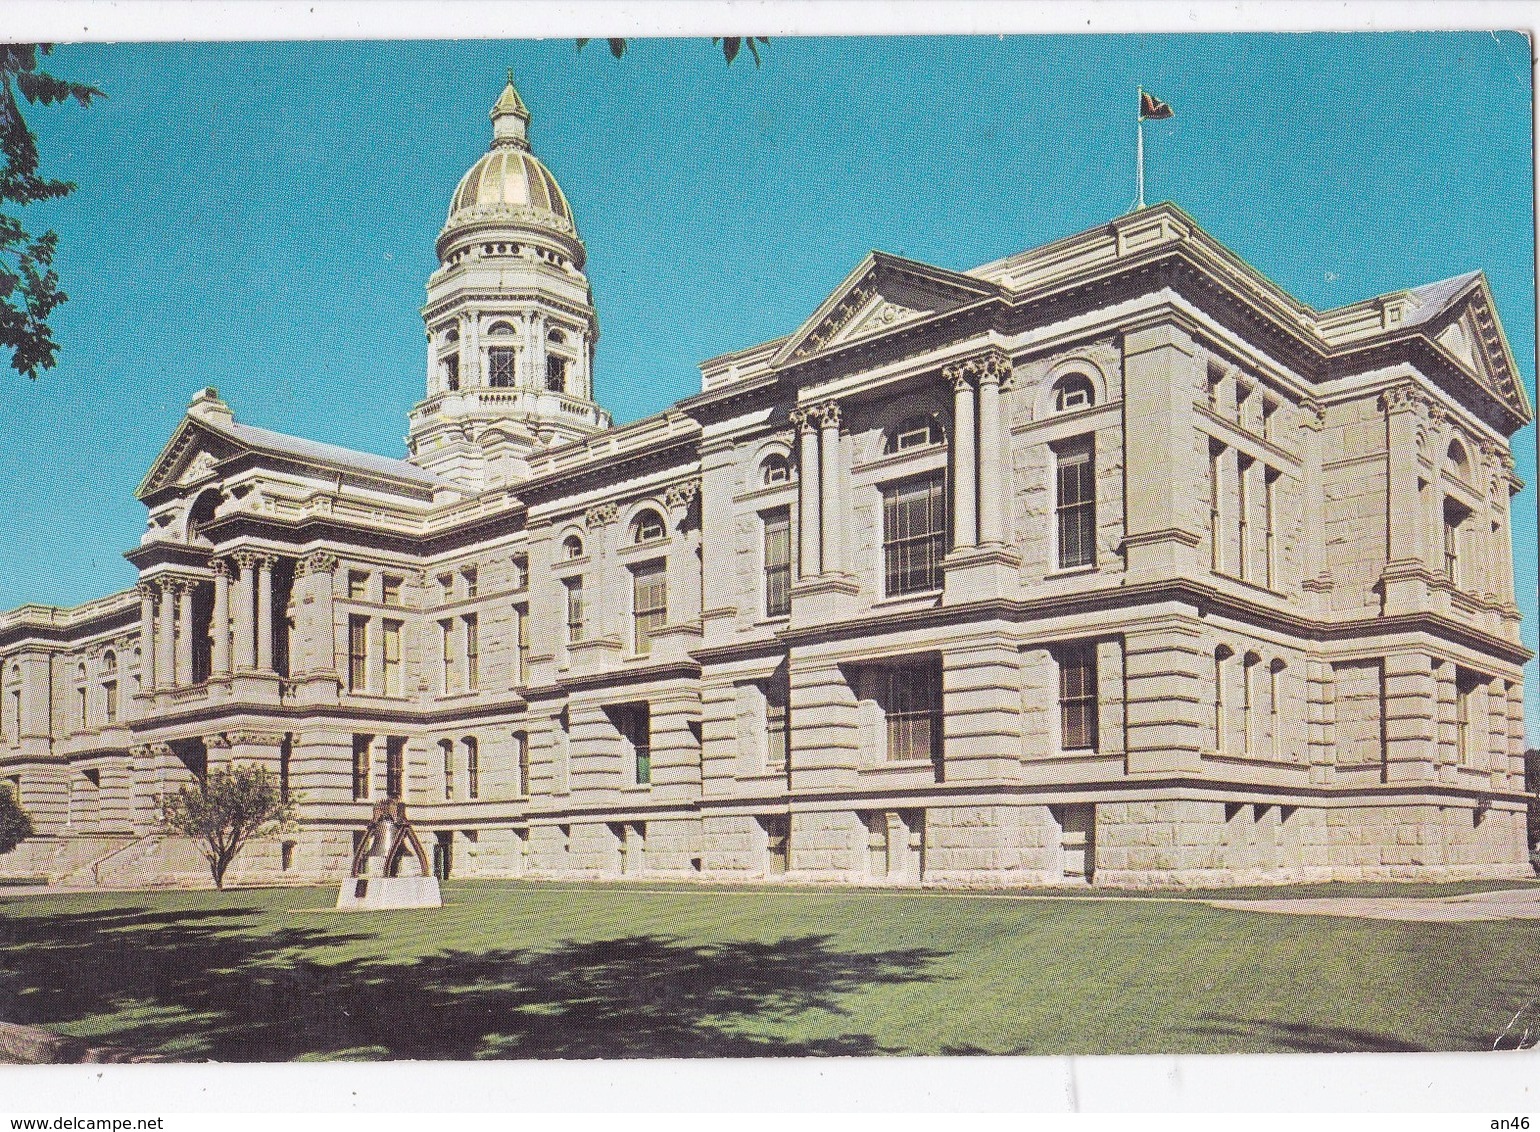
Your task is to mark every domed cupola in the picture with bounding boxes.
[409,73,610,491]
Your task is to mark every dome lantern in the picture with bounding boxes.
[489,70,531,150]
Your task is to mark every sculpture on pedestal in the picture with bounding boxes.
[335,799,442,910]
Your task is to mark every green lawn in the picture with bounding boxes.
[1,879,1537,1060]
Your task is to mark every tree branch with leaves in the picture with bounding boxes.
[576,37,770,66]
[0,44,102,379]
[159,763,298,890]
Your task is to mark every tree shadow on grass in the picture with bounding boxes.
[1189,1016,1431,1053]
[0,903,947,1060]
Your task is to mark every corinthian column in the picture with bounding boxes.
[175,580,195,687]
[790,407,820,578]
[255,555,275,672]
[155,581,176,690]
[976,353,1010,546]
[210,560,231,677]
[232,552,257,671]
[945,363,978,550]
[137,582,158,692]
[818,402,843,575]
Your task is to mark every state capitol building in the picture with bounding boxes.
[0,79,1531,888]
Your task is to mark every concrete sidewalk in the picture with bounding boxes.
[1212,887,1540,923]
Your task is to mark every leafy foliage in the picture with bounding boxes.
[576,37,769,66]
[0,44,102,379]
[158,763,297,889]
[0,780,34,854]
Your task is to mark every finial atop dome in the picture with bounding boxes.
[490,71,531,149]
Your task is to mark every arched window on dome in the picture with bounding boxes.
[487,321,516,336]
[630,509,666,545]
[546,329,571,394]
[883,415,945,455]
[561,534,584,561]
[760,453,791,486]
[1052,373,1096,413]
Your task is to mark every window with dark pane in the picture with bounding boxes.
[882,474,947,596]
[1055,439,1096,570]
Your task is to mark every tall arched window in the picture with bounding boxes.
[546,329,570,393]
[1268,658,1286,761]
[440,738,456,801]
[760,452,791,485]
[1213,646,1234,753]
[1052,373,1096,412]
[561,534,584,561]
[74,663,88,731]
[1446,439,1471,482]
[1242,652,1262,756]
[630,509,666,545]
[464,736,479,800]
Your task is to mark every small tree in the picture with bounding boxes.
[159,763,297,890]
[0,781,34,854]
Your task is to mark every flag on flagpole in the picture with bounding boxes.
[1134,87,1175,211]
[1139,89,1175,120]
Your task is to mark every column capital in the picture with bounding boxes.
[206,733,232,749]
[943,362,973,393]
[788,406,816,433]
[148,741,174,758]
[226,729,287,747]
[948,347,1013,389]
[209,558,232,580]
[1379,382,1428,417]
[664,478,701,513]
[136,581,158,600]
[814,400,841,429]
[232,550,262,571]
[1299,397,1327,431]
[128,744,152,760]
[584,502,619,529]
[296,550,339,577]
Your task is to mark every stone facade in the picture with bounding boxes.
[0,80,1532,889]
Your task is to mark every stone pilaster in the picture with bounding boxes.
[947,364,978,550]
[175,579,195,687]
[136,583,158,693]
[1121,324,1203,580]
[155,581,177,690]
[791,407,820,578]
[1382,651,1437,784]
[255,554,275,672]
[210,560,231,677]
[817,401,843,576]
[232,551,258,671]
[1122,622,1207,776]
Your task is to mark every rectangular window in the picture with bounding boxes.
[510,555,529,592]
[461,567,478,599]
[487,347,516,388]
[104,681,118,725]
[347,615,368,693]
[546,354,568,392]
[439,618,457,694]
[385,735,405,800]
[382,576,403,606]
[882,474,946,597]
[1058,645,1099,752]
[466,738,479,799]
[565,578,586,643]
[1261,399,1278,442]
[347,571,369,601]
[382,619,403,697]
[1237,454,1254,581]
[441,740,455,800]
[437,574,454,604]
[464,614,479,691]
[860,661,943,768]
[1055,439,1096,570]
[1209,440,1225,573]
[763,509,792,618]
[614,703,652,785]
[765,670,790,770]
[442,354,460,391]
[632,562,667,656]
[351,733,372,801]
[514,606,530,685]
[280,735,292,803]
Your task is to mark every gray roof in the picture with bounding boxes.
[218,420,447,488]
[1400,270,1482,327]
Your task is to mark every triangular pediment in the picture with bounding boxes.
[1425,278,1533,424]
[135,417,245,500]
[770,251,999,367]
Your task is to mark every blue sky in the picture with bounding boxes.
[3,33,1535,729]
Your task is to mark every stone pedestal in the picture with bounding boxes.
[335,874,442,910]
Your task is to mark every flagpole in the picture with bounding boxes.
[1135,86,1145,210]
